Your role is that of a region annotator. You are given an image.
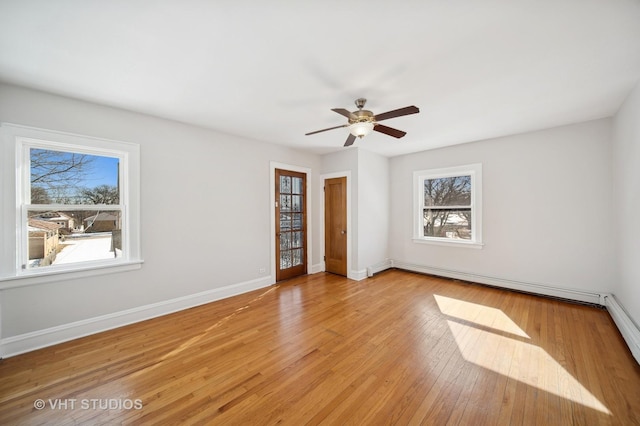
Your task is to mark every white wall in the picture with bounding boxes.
[320,147,391,278]
[389,119,614,296]
[0,84,322,345]
[356,149,389,272]
[612,81,640,326]
[0,82,630,356]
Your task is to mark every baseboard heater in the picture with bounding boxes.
[604,294,640,365]
[387,261,602,305]
[366,260,640,365]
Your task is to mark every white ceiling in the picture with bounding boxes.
[1,1,639,157]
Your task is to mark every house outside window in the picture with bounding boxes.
[413,164,483,248]
[0,124,141,286]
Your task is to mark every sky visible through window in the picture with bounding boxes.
[30,148,119,204]
[89,156,119,187]
[28,148,123,268]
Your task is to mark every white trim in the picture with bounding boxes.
[349,269,368,281]
[391,261,603,305]
[0,260,143,289]
[366,259,393,277]
[269,162,313,280]
[0,275,274,358]
[319,171,352,278]
[0,123,142,284]
[411,238,484,249]
[604,294,640,365]
[310,263,324,274]
[413,163,482,247]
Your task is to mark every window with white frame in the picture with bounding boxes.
[0,124,141,285]
[413,164,482,247]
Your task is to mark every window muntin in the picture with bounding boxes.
[0,123,141,285]
[22,145,125,270]
[414,164,482,247]
[423,175,472,240]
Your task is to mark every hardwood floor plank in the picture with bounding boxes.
[1,270,639,425]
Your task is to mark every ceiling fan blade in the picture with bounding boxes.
[344,133,356,147]
[374,124,407,139]
[332,108,355,119]
[374,106,419,122]
[305,124,347,136]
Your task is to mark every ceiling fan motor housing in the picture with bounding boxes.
[349,109,376,125]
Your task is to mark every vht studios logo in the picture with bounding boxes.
[34,398,143,410]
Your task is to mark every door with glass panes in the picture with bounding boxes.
[275,169,307,281]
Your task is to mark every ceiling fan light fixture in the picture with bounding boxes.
[349,121,374,138]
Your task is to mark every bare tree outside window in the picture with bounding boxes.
[30,149,118,205]
[78,185,119,204]
[27,147,122,268]
[423,175,471,239]
[30,149,96,204]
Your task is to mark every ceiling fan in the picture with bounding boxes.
[305,98,420,147]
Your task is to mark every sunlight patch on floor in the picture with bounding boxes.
[434,294,529,338]
[433,294,611,415]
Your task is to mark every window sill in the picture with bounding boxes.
[412,238,484,249]
[0,260,144,289]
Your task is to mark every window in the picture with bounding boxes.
[0,124,141,286]
[413,164,482,247]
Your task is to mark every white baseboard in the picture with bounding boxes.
[366,259,393,277]
[604,294,640,365]
[391,261,603,305]
[348,269,368,281]
[311,261,364,280]
[0,275,275,358]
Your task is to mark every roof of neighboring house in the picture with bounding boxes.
[28,218,63,232]
[84,212,118,222]
[33,211,73,220]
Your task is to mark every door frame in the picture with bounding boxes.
[270,161,312,282]
[320,171,352,279]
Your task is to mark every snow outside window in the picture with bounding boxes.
[413,164,483,248]
[0,124,142,287]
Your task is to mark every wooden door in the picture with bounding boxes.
[324,177,347,276]
[275,169,307,281]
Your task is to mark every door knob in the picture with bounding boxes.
[341,230,346,235]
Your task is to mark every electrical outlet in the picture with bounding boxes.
[258,267,266,274]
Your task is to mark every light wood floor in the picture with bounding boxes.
[1,270,639,425]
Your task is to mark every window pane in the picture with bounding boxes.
[280,232,291,250]
[292,248,303,266]
[291,231,303,248]
[423,208,471,240]
[280,250,292,269]
[30,148,120,205]
[424,175,471,207]
[27,210,123,268]
[280,213,291,231]
[280,176,291,194]
[292,177,303,194]
[280,195,291,212]
[292,195,302,212]
[291,213,302,230]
